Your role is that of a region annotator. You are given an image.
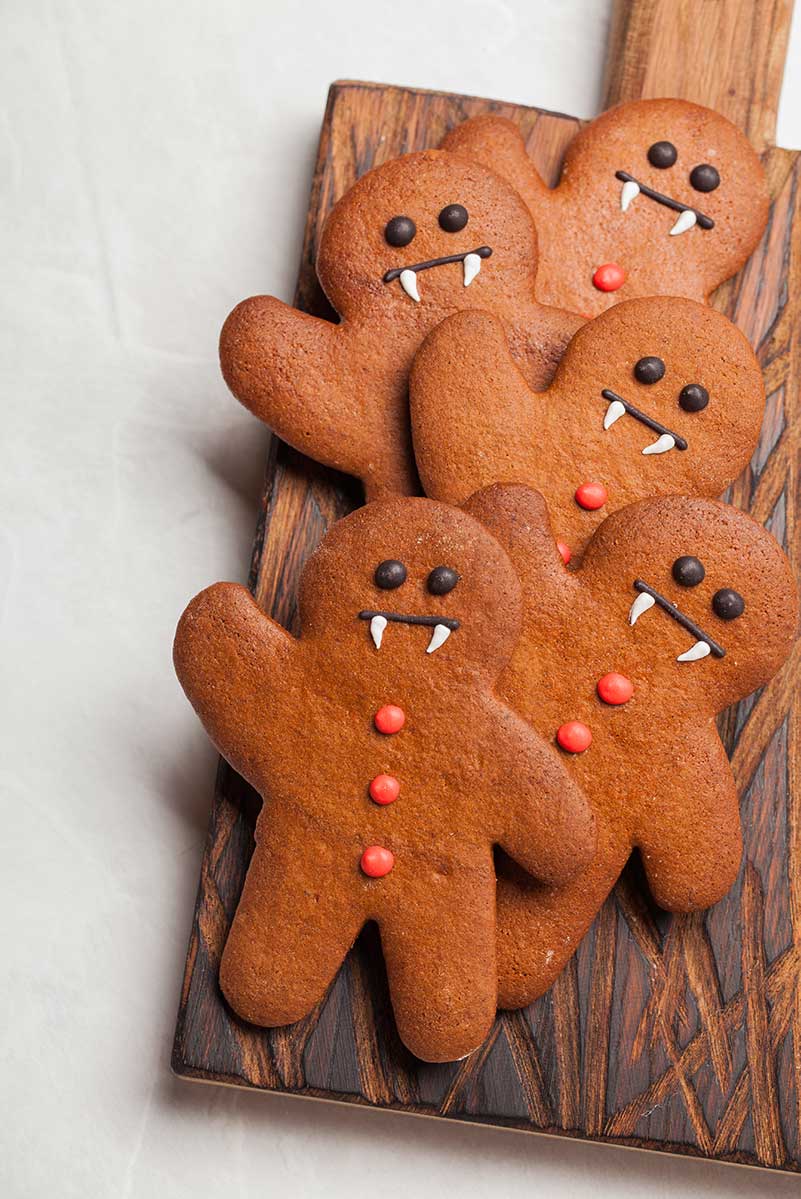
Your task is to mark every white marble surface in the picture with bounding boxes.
[4,1,801,1195]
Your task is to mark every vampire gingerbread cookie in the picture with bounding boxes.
[462,485,797,1009]
[441,99,769,317]
[173,497,596,1062]
[219,149,582,500]
[411,297,764,562]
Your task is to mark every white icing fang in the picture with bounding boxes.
[370,614,387,649]
[463,253,481,287]
[620,179,640,212]
[629,591,655,625]
[604,399,626,429]
[670,209,697,236]
[676,639,711,662]
[399,269,420,302]
[642,433,676,455]
[426,623,451,654]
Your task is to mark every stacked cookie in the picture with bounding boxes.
[174,100,798,1063]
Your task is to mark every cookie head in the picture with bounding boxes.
[554,297,764,494]
[317,150,538,317]
[297,497,523,676]
[584,497,797,705]
[565,99,768,283]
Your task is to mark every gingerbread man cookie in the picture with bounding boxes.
[219,150,582,500]
[173,497,596,1061]
[462,485,797,1008]
[441,100,768,317]
[411,297,764,562]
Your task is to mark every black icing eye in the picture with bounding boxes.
[634,356,666,385]
[712,588,745,620]
[690,163,720,193]
[647,141,677,169]
[427,565,459,595]
[384,216,416,247]
[672,555,705,587]
[374,559,407,589]
[438,204,468,233]
[679,383,709,412]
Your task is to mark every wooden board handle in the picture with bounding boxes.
[603,0,794,149]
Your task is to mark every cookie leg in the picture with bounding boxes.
[220,822,364,1028]
[495,830,630,1009]
[636,754,742,911]
[637,803,742,911]
[379,865,497,1063]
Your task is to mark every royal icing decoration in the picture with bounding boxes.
[427,565,460,594]
[593,263,626,292]
[712,588,745,620]
[672,555,705,586]
[556,721,593,754]
[360,845,395,877]
[383,246,493,299]
[438,203,469,232]
[575,481,608,511]
[384,215,416,247]
[629,579,726,661]
[596,672,634,705]
[374,704,406,734]
[615,170,714,232]
[375,559,408,589]
[361,610,459,654]
[369,774,400,805]
[601,388,688,455]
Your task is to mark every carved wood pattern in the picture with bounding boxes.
[172,71,801,1172]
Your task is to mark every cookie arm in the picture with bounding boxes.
[440,116,548,211]
[463,482,567,591]
[411,310,538,505]
[220,296,416,498]
[485,706,597,886]
[635,731,742,911]
[173,582,296,786]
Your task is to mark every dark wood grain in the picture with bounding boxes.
[173,6,801,1172]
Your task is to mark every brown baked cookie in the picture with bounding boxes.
[173,497,596,1061]
[219,150,582,500]
[411,298,764,562]
[441,100,768,318]
[463,485,797,1009]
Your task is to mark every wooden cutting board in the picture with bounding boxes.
[172,0,801,1173]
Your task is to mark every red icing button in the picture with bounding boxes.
[360,845,395,877]
[369,774,400,805]
[557,541,572,565]
[556,721,593,754]
[374,704,405,734]
[592,262,626,292]
[597,672,634,705]
[574,481,608,511]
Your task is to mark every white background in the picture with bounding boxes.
[4,1,801,1195]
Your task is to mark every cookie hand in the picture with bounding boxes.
[173,582,296,787]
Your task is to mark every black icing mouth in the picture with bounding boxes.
[358,610,460,629]
[615,170,715,230]
[601,388,688,452]
[629,579,725,660]
[358,609,460,654]
[383,245,492,284]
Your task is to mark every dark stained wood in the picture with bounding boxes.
[173,2,801,1172]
